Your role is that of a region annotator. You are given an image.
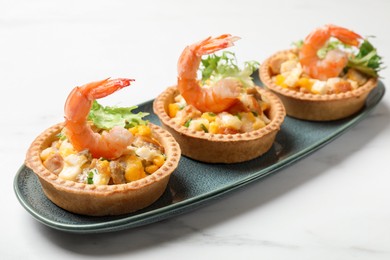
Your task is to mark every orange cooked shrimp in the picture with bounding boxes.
[177,34,242,113]
[64,78,135,160]
[299,24,362,81]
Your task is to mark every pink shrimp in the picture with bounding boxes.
[299,24,362,80]
[64,78,134,159]
[177,34,242,113]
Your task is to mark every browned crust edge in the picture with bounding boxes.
[153,86,286,163]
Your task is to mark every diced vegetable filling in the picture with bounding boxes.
[271,38,382,94]
[271,51,369,94]
[40,124,166,185]
[169,89,271,134]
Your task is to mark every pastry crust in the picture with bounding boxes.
[25,123,181,216]
[260,50,378,121]
[153,86,285,163]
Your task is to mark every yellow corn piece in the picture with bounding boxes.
[201,112,217,122]
[153,154,165,167]
[275,74,287,88]
[145,164,159,174]
[168,103,180,118]
[137,125,151,137]
[208,122,219,134]
[124,155,147,182]
[297,77,313,91]
[128,126,138,135]
[125,164,146,182]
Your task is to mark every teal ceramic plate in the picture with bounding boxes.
[14,78,385,234]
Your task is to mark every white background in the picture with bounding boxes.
[1,0,389,259]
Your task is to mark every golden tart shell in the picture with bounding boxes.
[153,86,286,163]
[25,123,181,216]
[260,50,378,121]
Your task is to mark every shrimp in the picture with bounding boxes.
[177,34,242,113]
[64,78,135,160]
[299,24,362,81]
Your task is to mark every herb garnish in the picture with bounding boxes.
[200,51,259,88]
[88,101,149,130]
[184,118,192,128]
[200,124,208,133]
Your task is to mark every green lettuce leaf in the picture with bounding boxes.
[347,39,383,78]
[88,101,149,130]
[200,51,259,88]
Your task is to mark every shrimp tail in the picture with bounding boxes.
[64,78,135,159]
[65,78,134,123]
[327,24,362,47]
[82,78,134,99]
[196,34,241,55]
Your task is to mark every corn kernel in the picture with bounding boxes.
[153,154,165,167]
[168,103,180,118]
[145,164,159,174]
[125,162,146,182]
[125,164,146,182]
[275,74,287,88]
[201,112,217,122]
[137,125,151,137]
[128,126,138,135]
[209,122,219,134]
[297,77,313,91]
[125,156,147,182]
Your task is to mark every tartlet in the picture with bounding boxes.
[153,86,285,163]
[260,25,382,121]
[260,50,378,121]
[25,122,181,216]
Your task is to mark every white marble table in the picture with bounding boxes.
[1,0,390,259]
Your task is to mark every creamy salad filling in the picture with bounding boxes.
[271,51,369,94]
[169,88,271,134]
[40,125,166,185]
[270,38,382,94]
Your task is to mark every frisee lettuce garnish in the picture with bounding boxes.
[347,39,383,78]
[293,38,383,78]
[88,100,149,130]
[200,51,259,88]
